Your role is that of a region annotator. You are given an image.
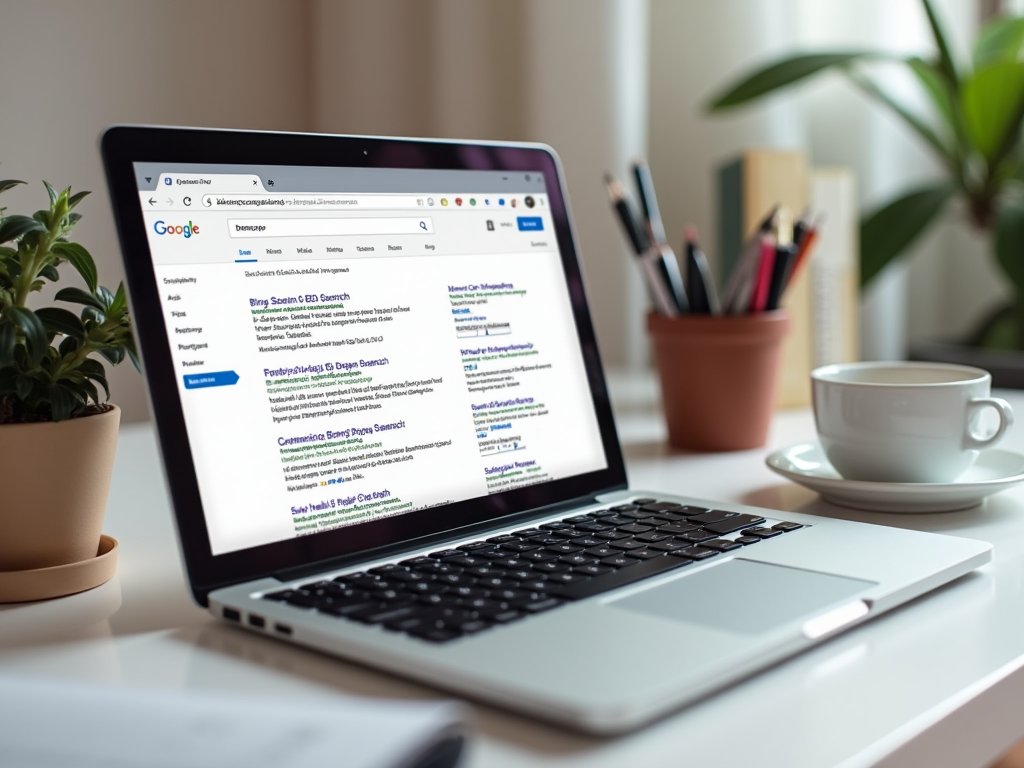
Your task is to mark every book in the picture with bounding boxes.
[719,150,811,407]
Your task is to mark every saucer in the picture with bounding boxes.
[765,444,1024,513]
[0,535,119,603]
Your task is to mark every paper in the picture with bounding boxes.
[0,675,465,768]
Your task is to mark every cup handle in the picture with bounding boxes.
[964,397,1015,450]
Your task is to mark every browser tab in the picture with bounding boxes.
[160,174,265,192]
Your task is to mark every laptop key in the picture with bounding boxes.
[546,542,583,554]
[409,628,463,643]
[558,553,596,566]
[639,503,683,513]
[734,535,761,545]
[483,609,525,623]
[430,550,464,559]
[675,506,710,517]
[263,589,297,601]
[564,514,593,524]
[702,539,743,552]
[677,546,718,560]
[634,531,670,543]
[584,545,620,558]
[594,530,630,541]
[570,536,604,547]
[627,548,663,560]
[609,539,644,550]
[546,572,587,584]
[443,555,484,567]
[601,554,640,568]
[688,510,741,525]
[632,498,657,505]
[507,569,537,581]
[676,529,716,543]
[617,523,653,534]
[773,521,804,532]
[540,522,572,530]
[533,561,571,573]
[649,540,687,551]
[575,521,613,533]
[744,527,783,539]
[573,564,613,576]
[610,503,639,511]
[520,580,550,591]
[703,514,767,535]
[546,553,690,600]
[501,541,540,552]
[522,550,558,562]
[658,523,699,535]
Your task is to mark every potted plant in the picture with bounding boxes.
[706,0,1024,359]
[0,179,137,580]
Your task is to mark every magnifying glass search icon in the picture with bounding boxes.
[419,220,428,231]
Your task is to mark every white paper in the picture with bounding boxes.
[0,675,465,768]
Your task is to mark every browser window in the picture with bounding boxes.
[135,163,606,555]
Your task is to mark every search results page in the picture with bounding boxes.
[140,171,606,555]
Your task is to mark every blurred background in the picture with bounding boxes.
[0,0,999,422]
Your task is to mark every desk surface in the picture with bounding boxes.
[4,378,1024,768]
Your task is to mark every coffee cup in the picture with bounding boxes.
[810,361,1014,483]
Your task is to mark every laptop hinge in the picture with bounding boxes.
[271,492,608,582]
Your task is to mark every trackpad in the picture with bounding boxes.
[609,559,875,634]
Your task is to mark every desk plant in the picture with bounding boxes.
[0,180,138,583]
[707,0,1024,349]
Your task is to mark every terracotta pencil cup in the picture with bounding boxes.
[647,311,790,451]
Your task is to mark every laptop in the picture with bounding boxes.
[101,126,991,734]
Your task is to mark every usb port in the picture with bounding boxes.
[274,623,293,636]
[248,614,266,629]
[222,607,241,622]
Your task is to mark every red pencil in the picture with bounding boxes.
[750,237,776,312]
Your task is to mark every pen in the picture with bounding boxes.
[721,206,777,313]
[684,226,721,315]
[632,159,668,245]
[749,236,776,313]
[766,208,796,311]
[605,175,678,316]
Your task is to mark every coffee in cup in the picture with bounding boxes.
[811,361,1013,483]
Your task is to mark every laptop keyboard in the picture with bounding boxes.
[261,499,804,643]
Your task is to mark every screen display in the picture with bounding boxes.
[134,163,607,555]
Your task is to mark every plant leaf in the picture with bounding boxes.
[39,264,59,282]
[861,185,956,285]
[34,307,86,339]
[0,323,14,367]
[67,190,90,210]
[974,15,1024,69]
[43,181,58,206]
[49,383,80,422]
[707,52,879,110]
[98,346,125,366]
[96,285,114,310]
[921,0,959,87]
[961,61,1024,163]
[0,180,25,195]
[906,56,961,144]
[52,241,98,292]
[0,215,46,243]
[995,195,1024,296]
[5,306,48,366]
[845,69,954,165]
[58,334,79,357]
[55,286,105,310]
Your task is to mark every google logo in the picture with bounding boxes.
[154,220,199,237]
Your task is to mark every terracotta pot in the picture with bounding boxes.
[647,312,790,451]
[0,405,120,571]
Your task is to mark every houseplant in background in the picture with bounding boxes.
[706,0,1024,361]
[0,179,137,600]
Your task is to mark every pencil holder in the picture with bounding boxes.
[647,310,790,451]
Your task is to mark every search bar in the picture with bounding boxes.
[206,194,428,210]
[227,217,435,238]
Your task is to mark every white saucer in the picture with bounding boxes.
[765,443,1024,513]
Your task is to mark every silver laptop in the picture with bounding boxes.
[101,126,991,734]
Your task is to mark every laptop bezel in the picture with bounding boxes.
[101,125,627,603]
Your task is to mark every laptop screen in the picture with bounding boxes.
[131,162,608,556]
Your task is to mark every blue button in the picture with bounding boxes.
[183,370,240,389]
[517,216,543,231]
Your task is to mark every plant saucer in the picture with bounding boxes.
[0,535,118,603]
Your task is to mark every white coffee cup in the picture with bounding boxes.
[811,361,1014,483]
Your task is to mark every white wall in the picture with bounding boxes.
[1,0,312,422]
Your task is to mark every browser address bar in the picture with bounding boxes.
[227,217,435,238]
[203,194,427,210]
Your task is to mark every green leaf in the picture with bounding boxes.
[861,185,956,285]
[5,306,48,366]
[82,368,109,400]
[96,285,114,310]
[43,181,58,206]
[49,383,80,422]
[67,190,90,210]
[0,180,25,195]
[39,264,59,282]
[995,196,1024,295]
[98,346,124,366]
[0,215,46,243]
[906,56,960,143]
[55,286,104,310]
[52,241,98,292]
[15,375,33,402]
[707,52,878,110]
[921,0,959,87]
[0,323,14,366]
[82,306,105,326]
[846,69,954,164]
[34,307,86,339]
[961,61,1024,162]
[58,335,79,357]
[974,16,1024,69]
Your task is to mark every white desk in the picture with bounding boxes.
[4,381,1024,768]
